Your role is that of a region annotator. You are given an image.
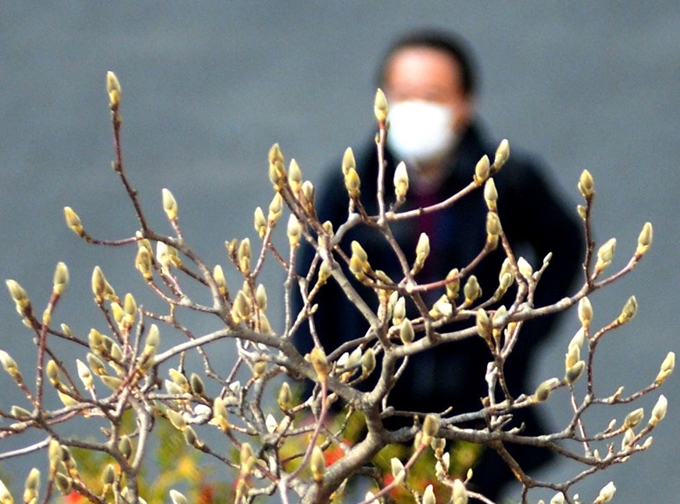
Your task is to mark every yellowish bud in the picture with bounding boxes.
[655,351,675,384]
[311,445,326,482]
[341,147,355,176]
[565,360,585,384]
[463,275,481,304]
[452,479,468,504]
[445,269,460,300]
[535,378,559,402]
[135,247,153,281]
[6,279,32,317]
[87,353,107,376]
[492,139,510,172]
[399,319,414,345]
[594,481,616,503]
[623,407,644,430]
[374,88,388,124]
[361,348,376,377]
[650,394,667,426]
[213,265,227,296]
[46,360,60,387]
[617,295,637,324]
[287,214,302,248]
[474,155,490,185]
[240,442,255,476]
[0,350,21,380]
[578,169,595,199]
[268,143,286,190]
[484,179,498,211]
[636,222,653,256]
[344,167,361,198]
[594,238,616,275]
[309,347,330,383]
[91,266,106,304]
[76,359,93,389]
[166,408,186,431]
[578,296,593,327]
[390,457,406,485]
[422,484,436,504]
[517,257,533,281]
[393,161,409,200]
[412,233,430,274]
[254,207,267,238]
[100,375,122,391]
[422,414,440,440]
[476,309,492,342]
[52,262,69,295]
[106,71,122,107]
[278,381,292,412]
[565,343,580,370]
[0,479,13,504]
[392,297,406,326]
[486,211,501,236]
[268,192,283,224]
[237,238,251,274]
[11,406,32,420]
[288,158,302,192]
[23,467,40,503]
[162,188,178,221]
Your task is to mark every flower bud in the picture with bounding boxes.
[550,493,565,504]
[252,206,267,239]
[268,143,286,190]
[54,473,71,494]
[278,381,292,412]
[463,275,481,304]
[76,359,93,389]
[11,406,32,420]
[309,347,330,383]
[390,457,405,484]
[52,262,69,295]
[594,481,616,503]
[474,155,490,185]
[578,169,595,199]
[106,71,122,107]
[169,489,188,504]
[578,297,593,328]
[535,378,559,402]
[0,479,14,503]
[484,179,498,211]
[422,484,436,504]
[91,266,107,304]
[517,257,533,281]
[166,408,186,431]
[24,467,40,503]
[288,158,302,192]
[268,193,283,224]
[213,265,227,296]
[623,407,644,430]
[476,309,492,342]
[452,479,468,504]
[0,350,21,380]
[399,319,415,345]
[311,445,326,483]
[565,360,585,384]
[655,351,675,384]
[650,394,667,426]
[445,269,460,300]
[287,214,302,248]
[617,295,637,324]
[102,464,116,486]
[392,297,406,326]
[6,279,32,317]
[374,88,388,124]
[135,247,153,281]
[492,139,510,172]
[46,360,60,387]
[341,147,356,175]
[361,348,376,377]
[162,188,178,221]
[594,238,616,275]
[422,414,440,441]
[392,161,409,201]
[87,353,107,376]
[636,222,653,257]
[237,238,251,274]
[344,167,361,198]
[565,343,580,370]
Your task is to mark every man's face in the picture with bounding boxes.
[383,47,474,133]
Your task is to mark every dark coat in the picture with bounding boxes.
[294,122,584,495]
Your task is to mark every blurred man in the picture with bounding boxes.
[295,30,583,498]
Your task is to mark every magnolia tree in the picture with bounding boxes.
[0,72,672,504]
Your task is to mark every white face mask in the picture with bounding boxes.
[386,100,456,167]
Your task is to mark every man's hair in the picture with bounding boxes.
[378,29,479,96]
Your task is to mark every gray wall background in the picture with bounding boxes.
[1,3,678,502]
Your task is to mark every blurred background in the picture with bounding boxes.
[1,3,678,502]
